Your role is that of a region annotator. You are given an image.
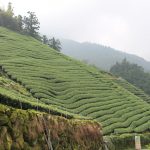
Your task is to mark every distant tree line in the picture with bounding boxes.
[0,2,61,51]
[110,58,150,95]
[42,36,61,52]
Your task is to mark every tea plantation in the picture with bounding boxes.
[0,27,150,135]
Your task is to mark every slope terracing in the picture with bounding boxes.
[113,77,150,103]
[0,27,150,136]
[0,75,104,150]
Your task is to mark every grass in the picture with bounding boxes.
[0,27,150,135]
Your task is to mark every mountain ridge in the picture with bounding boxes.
[61,39,150,72]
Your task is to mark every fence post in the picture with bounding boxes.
[135,135,141,150]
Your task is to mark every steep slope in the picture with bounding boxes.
[0,72,76,119]
[113,77,150,104]
[61,39,150,72]
[0,75,104,150]
[0,27,150,136]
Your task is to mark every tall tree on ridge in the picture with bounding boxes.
[16,15,23,32]
[48,37,61,52]
[6,2,14,17]
[42,35,49,44]
[23,11,40,38]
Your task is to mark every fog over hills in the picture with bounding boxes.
[61,39,150,72]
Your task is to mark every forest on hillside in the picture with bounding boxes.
[110,59,150,95]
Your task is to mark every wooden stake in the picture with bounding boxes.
[135,135,141,150]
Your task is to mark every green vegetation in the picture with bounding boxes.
[0,3,62,51]
[48,37,61,52]
[105,133,150,150]
[110,59,150,96]
[0,2,22,32]
[0,74,104,149]
[0,3,40,38]
[23,11,40,39]
[0,75,89,120]
[42,36,62,52]
[113,77,150,104]
[0,27,150,137]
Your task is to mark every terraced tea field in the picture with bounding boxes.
[0,75,77,119]
[0,27,150,135]
[114,77,150,103]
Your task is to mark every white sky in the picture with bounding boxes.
[0,0,150,61]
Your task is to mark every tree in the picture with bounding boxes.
[48,37,61,52]
[23,11,40,38]
[6,2,14,17]
[16,15,23,31]
[0,3,23,31]
[110,59,150,95]
[42,35,49,44]
[0,3,42,39]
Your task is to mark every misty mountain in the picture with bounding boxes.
[61,39,150,72]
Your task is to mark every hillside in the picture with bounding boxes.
[110,59,150,96]
[0,75,104,150]
[113,77,150,104]
[0,73,75,118]
[0,27,150,138]
[61,39,150,72]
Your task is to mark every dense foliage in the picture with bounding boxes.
[0,3,40,39]
[42,35,61,52]
[0,3,22,32]
[0,3,61,51]
[23,11,40,38]
[110,59,150,95]
[0,28,150,135]
[48,37,61,52]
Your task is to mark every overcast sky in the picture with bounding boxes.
[0,0,150,61]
